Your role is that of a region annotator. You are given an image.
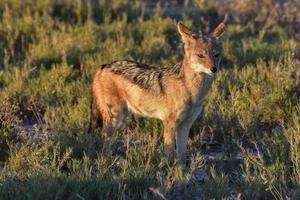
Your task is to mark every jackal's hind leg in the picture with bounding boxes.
[101,105,127,153]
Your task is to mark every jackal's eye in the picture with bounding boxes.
[197,54,205,58]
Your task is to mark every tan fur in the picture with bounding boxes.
[90,22,226,164]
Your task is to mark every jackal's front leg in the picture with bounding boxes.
[176,121,193,165]
[163,118,177,162]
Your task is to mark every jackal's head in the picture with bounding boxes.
[177,22,226,76]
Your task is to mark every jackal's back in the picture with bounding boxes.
[101,60,183,94]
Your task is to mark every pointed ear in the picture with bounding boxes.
[177,22,196,43]
[212,22,226,39]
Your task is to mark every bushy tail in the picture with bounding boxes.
[88,96,102,133]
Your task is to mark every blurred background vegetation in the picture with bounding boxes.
[0,0,299,199]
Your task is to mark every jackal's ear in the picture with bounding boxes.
[177,22,196,43]
[212,22,226,39]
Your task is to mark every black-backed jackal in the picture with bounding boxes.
[89,22,226,164]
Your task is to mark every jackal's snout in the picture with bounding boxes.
[207,59,219,74]
[211,67,217,73]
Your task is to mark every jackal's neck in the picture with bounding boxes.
[182,57,214,101]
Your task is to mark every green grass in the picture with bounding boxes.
[0,0,300,199]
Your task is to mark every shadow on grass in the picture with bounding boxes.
[0,175,154,200]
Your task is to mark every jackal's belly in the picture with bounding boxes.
[125,100,166,120]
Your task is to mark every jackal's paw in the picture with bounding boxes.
[163,149,175,165]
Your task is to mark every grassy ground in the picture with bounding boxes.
[0,0,300,199]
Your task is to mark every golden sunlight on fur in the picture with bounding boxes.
[89,22,226,164]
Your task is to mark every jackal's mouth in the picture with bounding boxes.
[202,68,217,77]
[205,72,216,77]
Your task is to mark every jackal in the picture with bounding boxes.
[89,22,226,164]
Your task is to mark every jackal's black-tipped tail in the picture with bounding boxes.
[88,96,102,133]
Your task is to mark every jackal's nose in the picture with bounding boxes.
[211,67,217,73]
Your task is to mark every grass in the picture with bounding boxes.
[0,0,300,199]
